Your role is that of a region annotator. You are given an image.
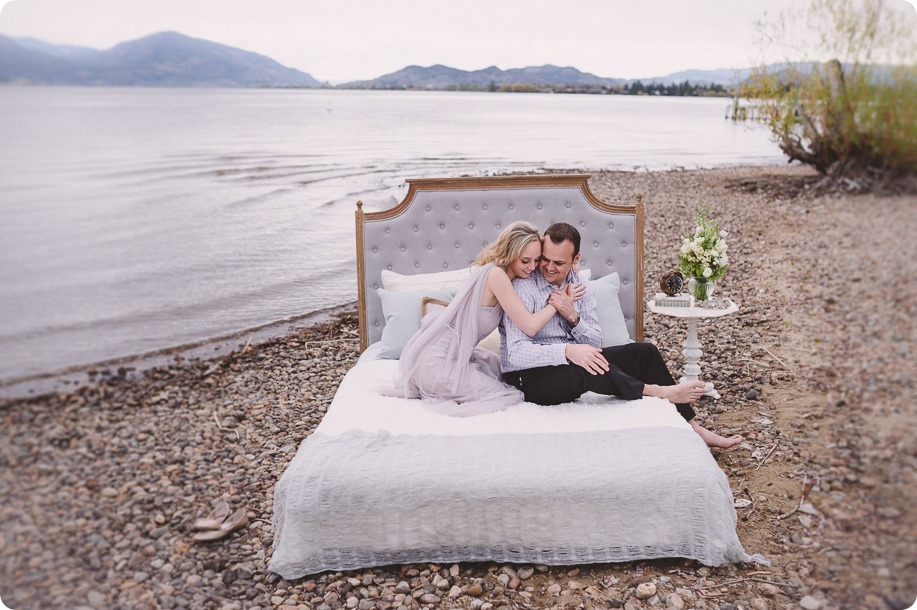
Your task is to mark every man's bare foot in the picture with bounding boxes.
[654,381,706,404]
[691,420,744,448]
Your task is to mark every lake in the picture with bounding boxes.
[0,87,784,384]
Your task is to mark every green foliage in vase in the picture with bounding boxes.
[679,209,729,282]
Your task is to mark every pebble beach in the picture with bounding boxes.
[1,165,915,610]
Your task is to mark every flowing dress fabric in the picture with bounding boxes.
[391,263,524,416]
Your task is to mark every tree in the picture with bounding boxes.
[741,0,916,191]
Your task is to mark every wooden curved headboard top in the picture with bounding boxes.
[355,174,644,351]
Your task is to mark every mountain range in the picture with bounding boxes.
[0,31,322,87]
[0,31,748,89]
[342,64,628,89]
[343,65,750,90]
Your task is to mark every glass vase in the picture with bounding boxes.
[689,277,715,303]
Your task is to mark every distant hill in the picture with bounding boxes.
[0,31,323,87]
[341,64,627,90]
[628,68,754,87]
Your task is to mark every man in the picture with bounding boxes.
[500,222,743,448]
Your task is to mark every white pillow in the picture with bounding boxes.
[590,272,633,347]
[381,267,472,292]
[376,287,457,359]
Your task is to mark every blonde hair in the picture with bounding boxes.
[475,221,541,270]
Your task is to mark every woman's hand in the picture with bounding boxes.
[548,291,578,324]
[565,281,586,301]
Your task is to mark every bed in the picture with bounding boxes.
[269,175,763,579]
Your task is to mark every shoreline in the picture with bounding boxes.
[0,302,355,401]
[1,163,798,400]
[2,164,914,609]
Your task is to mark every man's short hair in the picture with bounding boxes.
[544,222,581,259]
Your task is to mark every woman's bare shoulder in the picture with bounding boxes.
[486,265,510,283]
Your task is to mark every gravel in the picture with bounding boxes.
[1,165,914,610]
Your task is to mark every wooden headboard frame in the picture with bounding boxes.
[355,174,645,352]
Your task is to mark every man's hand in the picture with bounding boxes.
[565,344,609,375]
[548,290,578,323]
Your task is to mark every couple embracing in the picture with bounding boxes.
[391,221,742,448]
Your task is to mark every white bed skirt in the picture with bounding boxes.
[269,360,765,578]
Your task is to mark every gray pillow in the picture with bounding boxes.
[590,272,633,347]
[377,287,457,359]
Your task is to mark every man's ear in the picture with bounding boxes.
[573,253,581,270]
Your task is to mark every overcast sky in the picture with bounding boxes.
[1,0,915,83]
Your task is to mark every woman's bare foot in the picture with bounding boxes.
[691,420,744,448]
[650,381,706,404]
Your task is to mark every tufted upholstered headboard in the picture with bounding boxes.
[355,174,645,352]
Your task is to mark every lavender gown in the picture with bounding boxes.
[389,263,524,416]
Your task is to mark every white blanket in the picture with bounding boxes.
[269,360,764,578]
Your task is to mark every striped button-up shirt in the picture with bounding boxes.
[500,268,603,372]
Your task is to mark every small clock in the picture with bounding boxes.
[659,271,685,296]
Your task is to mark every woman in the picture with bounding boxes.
[390,222,584,416]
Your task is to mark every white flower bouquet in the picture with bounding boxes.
[678,209,729,298]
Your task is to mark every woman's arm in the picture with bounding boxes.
[486,267,557,337]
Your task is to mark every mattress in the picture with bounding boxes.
[269,360,764,578]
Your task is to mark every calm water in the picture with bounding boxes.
[0,87,783,383]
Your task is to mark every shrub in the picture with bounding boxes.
[741,0,916,191]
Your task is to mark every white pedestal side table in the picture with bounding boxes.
[647,298,739,399]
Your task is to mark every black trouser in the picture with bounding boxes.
[502,342,696,422]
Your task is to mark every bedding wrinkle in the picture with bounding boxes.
[269,427,765,578]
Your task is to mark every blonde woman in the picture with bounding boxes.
[390,222,585,416]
